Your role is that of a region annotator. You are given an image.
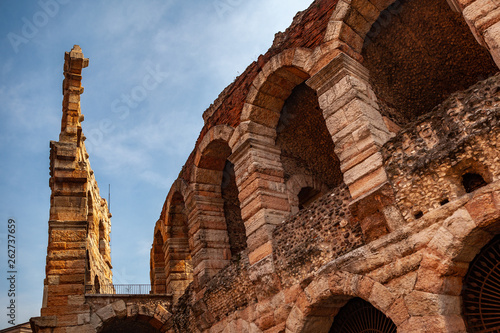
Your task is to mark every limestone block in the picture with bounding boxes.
[248,242,273,265]
[356,276,375,300]
[405,291,461,316]
[111,300,127,319]
[304,276,332,304]
[443,208,476,239]
[77,313,90,325]
[462,0,497,23]
[127,303,139,318]
[386,297,410,326]
[66,324,95,333]
[465,192,499,226]
[246,86,285,113]
[484,22,500,67]
[89,312,102,331]
[300,317,335,333]
[368,282,395,312]
[241,104,280,128]
[343,152,383,185]
[154,304,171,325]
[348,167,388,200]
[95,304,115,322]
[292,48,313,72]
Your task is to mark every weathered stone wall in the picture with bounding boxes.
[86,156,113,293]
[383,73,500,222]
[161,74,500,333]
[274,183,363,287]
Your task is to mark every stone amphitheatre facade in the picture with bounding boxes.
[30,0,500,332]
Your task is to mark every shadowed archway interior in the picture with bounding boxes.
[329,298,397,333]
[99,318,162,333]
[463,234,500,332]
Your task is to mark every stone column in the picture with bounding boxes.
[229,124,290,276]
[165,235,192,301]
[185,179,231,292]
[308,53,403,241]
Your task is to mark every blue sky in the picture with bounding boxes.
[0,0,312,328]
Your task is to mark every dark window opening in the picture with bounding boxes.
[98,221,105,255]
[462,172,488,193]
[440,198,449,206]
[298,187,322,210]
[94,275,100,294]
[414,211,424,219]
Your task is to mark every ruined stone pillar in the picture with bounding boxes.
[32,45,91,332]
[230,123,290,275]
[185,180,231,291]
[32,45,113,333]
[308,53,403,241]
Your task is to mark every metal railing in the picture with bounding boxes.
[86,284,151,295]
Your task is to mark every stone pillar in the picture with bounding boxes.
[151,228,167,294]
[165,235,192,302]
[307,53,403,241]
[230,124,290,275]
[32,45,91,332]
[185,179,231,292]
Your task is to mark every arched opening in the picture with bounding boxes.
[166,192,192,300]
[221,160,247,257]
[197,139,246,257]
[462,172,488,193]
[94,275,100,294]
[329,297,397,333]
[362,0,498,126]
[298,186,321,210]
[462,234,500,332]
[150,230,166,294]
[85,249,91,289]
[98,220,105,256]
[99,317,161,333]
[276,82,343,208]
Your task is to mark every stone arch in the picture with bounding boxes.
[239,48,313,131]
[150,221,166,294]
[286,174,329,214]
[285,271,404,333]
[163,178,192,301]
[188,125,246,287]
[445,157,494,198]
[326,0,500,60]
[410,193,500,331]
[231,48,351,268]
[90,300,172,333]
[358,0,498,126]
[195,125,235,165]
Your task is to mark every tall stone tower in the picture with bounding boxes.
[31,45,112,332]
